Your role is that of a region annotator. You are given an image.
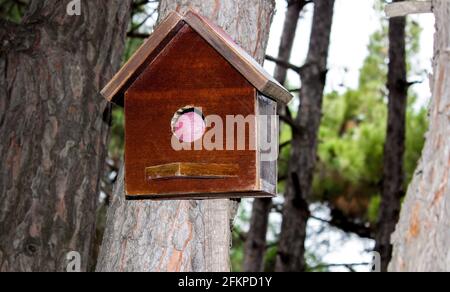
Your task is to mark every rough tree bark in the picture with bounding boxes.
[0,0,132,272]
[375,0,408,272]
[390,0,450,272]
[96,0,276,272]
[243,0,307,273]
[275,0,335,272]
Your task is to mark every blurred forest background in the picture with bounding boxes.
[1,0,443,272]
[108,0,429,272]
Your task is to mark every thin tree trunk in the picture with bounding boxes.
[389,0,450,272]
[274,0,309,84]
[375,0,408,272]
[243,0,307,272]
[243,198,272,272]
[96,0,276,272]
[0,0,132,272]
[275,0,335,272]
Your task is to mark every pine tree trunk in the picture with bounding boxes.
[275,0,335,272]
[375,0,408,272]
[0,0,132,272]
[389,0,450,272]
[243,0,306,272]
[96,0,276,272]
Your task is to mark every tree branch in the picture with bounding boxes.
[127,31,150,39]
[279,140,291,150]
[266,54,302,73]
[385,1,432,18]
[132,0,158,10]
[310,262,371,271]
[279,114,301,135]
[328,208,374,239]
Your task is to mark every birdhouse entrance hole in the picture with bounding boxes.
[171,106,206,143]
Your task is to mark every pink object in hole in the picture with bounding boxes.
[173,111,206,143]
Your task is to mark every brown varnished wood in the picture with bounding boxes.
[101,10,293,106]
[125,25,263,198]
[101,12,184,105]
[184,11,293,104]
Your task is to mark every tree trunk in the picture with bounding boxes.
[375,0,408,272]
[243,0,306,273]
[389,0,450,272]
[275,0,335,272]
[96,0,276,272]
[0,0,132,272]
[243,198,272,272]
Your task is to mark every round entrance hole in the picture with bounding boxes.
[171,107,206,143]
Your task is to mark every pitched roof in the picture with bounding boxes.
[101,10,293,106]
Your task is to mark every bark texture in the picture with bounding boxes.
[375,1,408,272]
[0,0,132,272]
[96,0,276,272]
[390,0,450,272]
[243,0,306,273]
[275,0,335,272]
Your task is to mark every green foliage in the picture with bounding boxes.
[263,245,278,272]
[231,228,245,272]
[278,123,293,194]
[404,105,427,183]
[108,106,125,160]
[305,252,330,272]
[0,0,28,23]
[312,17,428,224]
[367,195,381,223]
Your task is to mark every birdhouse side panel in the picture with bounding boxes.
[257,94,278,196]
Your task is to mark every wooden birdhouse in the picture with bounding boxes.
[101,10,293,200]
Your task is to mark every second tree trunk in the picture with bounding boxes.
[275,0,335,272]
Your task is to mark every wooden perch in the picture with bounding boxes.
[145,163,239,180]
[385,1,432,18]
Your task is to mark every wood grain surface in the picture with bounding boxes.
[101,10,293,105]
[125,25,265,198]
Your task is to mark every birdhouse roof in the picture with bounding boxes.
[101,10,293,106]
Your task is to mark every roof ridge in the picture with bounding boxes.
[101,10,293,106]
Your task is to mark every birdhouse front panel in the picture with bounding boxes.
[125,24,260,199]
[101,10,294,200]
